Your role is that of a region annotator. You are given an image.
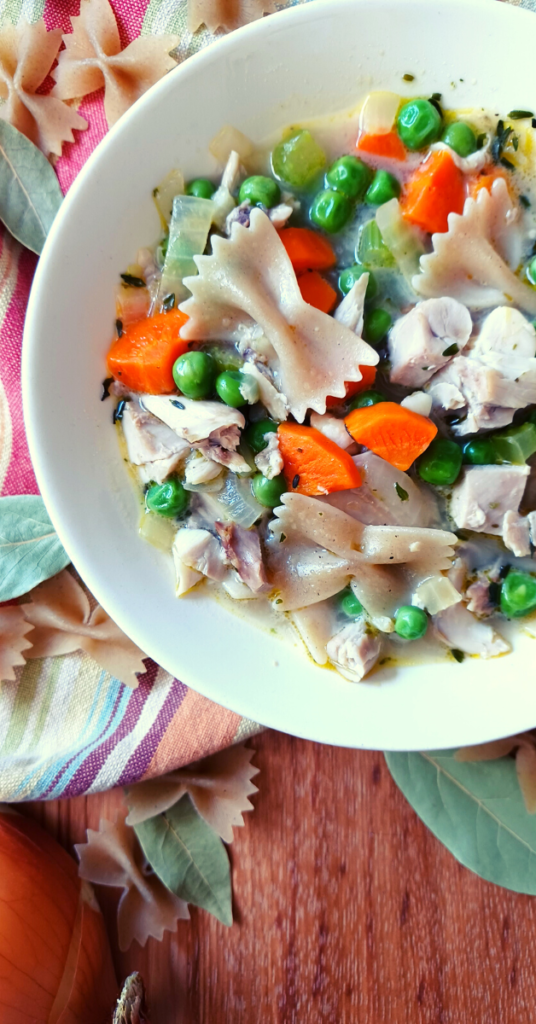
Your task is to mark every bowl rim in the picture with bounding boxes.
[22,0,536,751]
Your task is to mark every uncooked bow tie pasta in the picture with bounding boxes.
[103,91,536,682]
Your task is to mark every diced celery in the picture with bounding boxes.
[375,199,426,281]
[357,219,396,268]
[159,195,213,303]
[492,422,536,464]
[271,129,326,189]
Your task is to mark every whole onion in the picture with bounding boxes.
[0,809,118,1024]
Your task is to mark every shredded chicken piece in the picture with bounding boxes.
[184,453,222,485]
[450,465,529,539]
[121,400,190,483]
[434,602,510,657]
[326,618,382,682]
[333,274,368,335]
[502,510,531,557]
[180,209,377,421]
[389,297,472,387]
[211,149,241,229]
[309,412,353,450]
[254,433,283,479]
[268,203,294,229]
[430,139,491,174]
[215,521,268,592]
[241,362,288,421]
[465,578,494,617]
[139,394,249,472]
[413,178,536,313]
[400,391,433,417]
[173,529,227,596]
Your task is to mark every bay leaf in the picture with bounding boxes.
[0,495,70,601]
[134,794,232,926]
[0,121,63,254]
[385,749,536,894]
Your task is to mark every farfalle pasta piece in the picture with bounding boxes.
[457,732,536,813]
[0,19,87,156]
[180,209,378,422]
[413,178,536,314]
[22,569,147,688]
[0,606,33,682]
[76,817,189,951]
[52,0,179,128]
[266,493,457,610]
[188,0,276,33]
[125,743,259,842]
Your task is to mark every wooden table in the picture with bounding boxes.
[23,730,536,1023]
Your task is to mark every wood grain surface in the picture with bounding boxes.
[23,730,536,1024]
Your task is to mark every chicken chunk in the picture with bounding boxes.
[215,521,268,592]
[140,394,250,473]
[400,391,433,417]
[389,297,472,387]
[173,528,227,588]
[309,412,353,450]
[450,465,529,536]
[326,618,382,682]
[254,432,284,479]
[121,400,190,484]
[434,602,510,657]
[502,510,531,558]
[334,274,368,335]
[465,578,494,616]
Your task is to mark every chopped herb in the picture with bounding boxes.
[476,132,487,150]
[508,109,534,120]
[292,474,300,489]
[162,292,175,311]
[170,399,185,410]
[275,598,283,605]
[115,318,123,338]
[421,366,431,371]
[499,563,511,580]
[533,118,536,129]
[451,648,465,663]
[152,187,158,197]
[403,73,415,82]
[520,194,531,209]
[113,399,127,423]
[512,135,519,151]
[500,156,515,170]
[491,119,513,166]
[280,533,286,542]
[442,343,458,357]
[428,92,443,117]
[488,581,501,605]
[120,273,146,288]
[395,482,409,501]
[101,376,114,401]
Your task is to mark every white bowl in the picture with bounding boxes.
[23,0,536,750]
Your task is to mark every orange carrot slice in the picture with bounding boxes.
[298,270,337,313]
[345,402,437,471]
[326,366,377,407]
[357,131,407,161]
[107,308,190,394]
[279,227,336,273]
[466,169,508,199]
[278,422,362,496]
[400,149,465,234]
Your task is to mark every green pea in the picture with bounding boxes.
[325,156,372,200]
[394,605,428,640]
[348,390,386,410]
[441,121,477,157]
[364,170,401,206]
[337,586,363,618]
[185,178,216,199]
[310,189,352,233]
[417,438,462,486]
[363,308,392,346]
[463,438,497,465]
[527,257,536,286]
[146,476,189,519]
[271,129,326,189]
[244,418,278,454]
[500,571,536,618]
[172,351,216,399]
[338,265,378,301]
[239,175,281,208]
[215,371,248,408]
[396,98,443,151]
[252,473,287,508]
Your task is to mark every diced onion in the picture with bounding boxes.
[139,512,176,551]
[359,91,401,135]
[153,168,184,226]
[413,575,462,615]
[210,125,254,165]
[159,195,213,303]
[217,474,264,528]
[375,199,426,282]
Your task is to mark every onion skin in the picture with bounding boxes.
[0,810,118,1024]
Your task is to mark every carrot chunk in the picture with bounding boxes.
[357,131,407,161]
[466,169,507,199]
[298,270,337,313]
[326,366,377,407]
[400,149,465,234]
[277,422,362,496]
[107,308,190,394]
[344,402,437,471]
[279,227,336,273]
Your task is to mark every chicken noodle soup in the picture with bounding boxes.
[105,90,536,683]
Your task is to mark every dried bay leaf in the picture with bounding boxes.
[125,743,259,841]
[385,750,536,894]
[0,495,70,600]
[0,123,63,253]
[134,794,232,926]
